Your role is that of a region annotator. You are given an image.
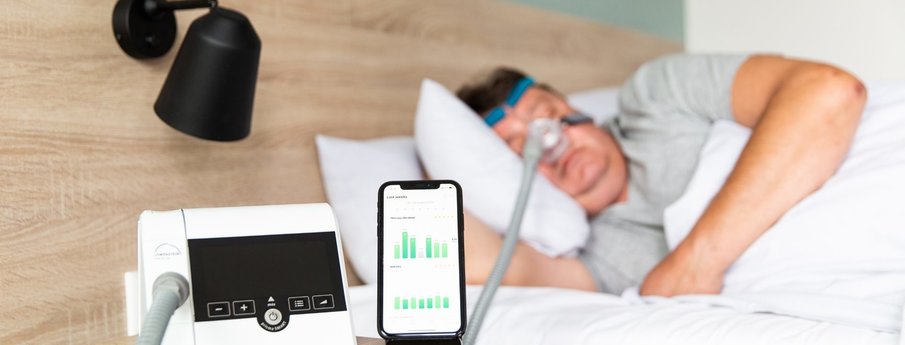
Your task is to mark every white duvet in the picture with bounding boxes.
[663,81,905,332]
[349,285,899,344]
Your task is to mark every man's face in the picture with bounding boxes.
[492,87,627,216]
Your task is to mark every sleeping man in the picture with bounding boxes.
[455,54,867,296]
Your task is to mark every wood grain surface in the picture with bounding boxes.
[0,0,678,343]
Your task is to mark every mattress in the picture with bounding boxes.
[348,285,899,345]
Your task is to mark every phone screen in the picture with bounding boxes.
[378,181,465,338]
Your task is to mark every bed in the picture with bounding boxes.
[319,81,905,344]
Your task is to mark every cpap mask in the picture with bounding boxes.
[529,113,594,164]
[482,76,594,165]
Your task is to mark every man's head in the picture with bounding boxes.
[457,67,629,216]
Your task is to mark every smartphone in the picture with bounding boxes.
[377,180,466,342]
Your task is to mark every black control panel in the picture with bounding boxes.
[188,232,347,332]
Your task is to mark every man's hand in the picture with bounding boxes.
[640,240,724,296]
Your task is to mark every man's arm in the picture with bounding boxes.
[463,211,597,291]
[640,55,867,296]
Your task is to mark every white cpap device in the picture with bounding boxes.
[132,203,355,345]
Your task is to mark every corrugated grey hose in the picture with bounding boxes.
[463,121,547,345]
[136,272,191,345]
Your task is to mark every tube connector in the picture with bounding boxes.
[152,272,191,304]
[136,272,190,345]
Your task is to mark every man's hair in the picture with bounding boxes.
[456,67,558,116]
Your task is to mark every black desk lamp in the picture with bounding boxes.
[113,0,261,141]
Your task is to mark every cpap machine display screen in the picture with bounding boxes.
[187,232,347,332]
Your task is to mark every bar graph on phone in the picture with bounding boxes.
[392,295,451,310]
[393,231,451,259]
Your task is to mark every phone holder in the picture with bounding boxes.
[131,203,355,344]
[386,339,462,345]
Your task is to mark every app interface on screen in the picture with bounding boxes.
[382,184,460,334]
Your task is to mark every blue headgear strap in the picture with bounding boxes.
[484,77,535,127]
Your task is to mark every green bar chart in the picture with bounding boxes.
[394,231,451,259]
[393,295,452,310]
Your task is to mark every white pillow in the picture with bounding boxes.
[315,135,423,284]
[663,81,905,331]
[567,86,621,124]
[315,82,622,273]
[414,79,608,256]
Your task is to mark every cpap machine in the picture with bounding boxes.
[127,203,355,345]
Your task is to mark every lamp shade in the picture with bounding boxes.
[154,7,261,141]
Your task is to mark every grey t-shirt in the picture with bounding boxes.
[578,53,750,294]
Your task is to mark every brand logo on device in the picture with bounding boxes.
[153,243,182,259]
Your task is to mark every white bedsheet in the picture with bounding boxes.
[349,285,898,344]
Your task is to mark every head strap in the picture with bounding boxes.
[484,77,534,126]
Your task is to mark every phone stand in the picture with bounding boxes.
[385,338,462,345]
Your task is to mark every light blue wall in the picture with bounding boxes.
[510,0,684,43]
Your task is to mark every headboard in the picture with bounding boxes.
[0,0,679,343]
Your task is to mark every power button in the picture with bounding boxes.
[264,308,282,326]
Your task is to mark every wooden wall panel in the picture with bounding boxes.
[0,0,679,343]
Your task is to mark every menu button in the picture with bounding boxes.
[288,296,310,311]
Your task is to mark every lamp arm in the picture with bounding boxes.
[147,0,216,15]
[113,0,224,59]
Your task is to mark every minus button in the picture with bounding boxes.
[207,301,231,318]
